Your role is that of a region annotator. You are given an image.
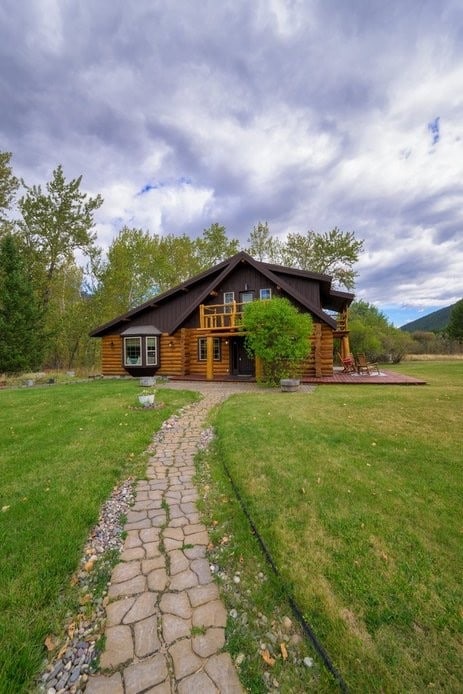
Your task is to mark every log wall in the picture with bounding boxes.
[101,335,126,375]
[99,324,334,378]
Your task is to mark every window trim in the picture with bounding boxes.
[124,335,159,367]
[198,337,221,361]
[259,288,272,300]
[124,336,142,366]
[146,336,158,366]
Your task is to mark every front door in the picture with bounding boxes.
[231,337,254,376]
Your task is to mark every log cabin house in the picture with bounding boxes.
[90,251,354,380]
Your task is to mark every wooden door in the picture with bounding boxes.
[231,337,254,376]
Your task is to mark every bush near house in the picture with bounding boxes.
[242,297,313,384]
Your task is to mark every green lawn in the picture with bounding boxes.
[0,380,198,694]
[205,362,463,692]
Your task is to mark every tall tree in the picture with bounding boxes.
[0,151,19,231]
[246,221,281,262]
[94,227,162,321]
[0,234,44,373]
[281,227,364,289]
[18,164,103,311]
[194,223,240,270]
[447,299,463,342]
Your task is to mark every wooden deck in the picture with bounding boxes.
[169,369,426,386]
[302,368,426,385]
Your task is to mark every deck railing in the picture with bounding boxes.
[200,301,349,333]
[199,301,246,330]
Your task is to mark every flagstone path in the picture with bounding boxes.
[85,381,262,694]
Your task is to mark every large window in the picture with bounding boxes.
[124,335,159,367]
[198,337,221,361]
[124,337,142,365]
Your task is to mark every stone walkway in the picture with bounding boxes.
[86,381,261,694]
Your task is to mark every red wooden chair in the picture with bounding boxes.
[338,352,356,373]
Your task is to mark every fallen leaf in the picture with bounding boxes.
[261,649,275,667]
[79,593,92,605]
[44,635,56,651]
[280,642,288,660]
[67,622,76,639]
[1,505,10,513]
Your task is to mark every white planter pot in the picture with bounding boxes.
[138,394,155,407]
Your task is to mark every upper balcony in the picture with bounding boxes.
[199,301,350,334]
[198,301,245,331]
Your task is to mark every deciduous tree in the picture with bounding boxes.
[281,227,364,289]
[0,151,19,231]
[0,234,44,373]
[194,223,239,269]
[246,221,281,262]
[18,164,103,311]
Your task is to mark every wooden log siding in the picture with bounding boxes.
[100,323,333,378]
[101,335,125,375]
[185,330,231,378]
[157,334,185,376]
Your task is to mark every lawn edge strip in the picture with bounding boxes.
[221,457,349,693]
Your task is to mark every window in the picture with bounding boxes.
[198,337,221,361]
[146,336,158,366]
[240,290,254,303]
[223,291,235,313]
[260,288,272,300]
[124,337,142,366]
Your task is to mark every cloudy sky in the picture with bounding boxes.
[1,0,462,326]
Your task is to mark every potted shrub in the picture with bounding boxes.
[138,389,155,407]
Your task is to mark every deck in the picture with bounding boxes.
[169,369,426,386]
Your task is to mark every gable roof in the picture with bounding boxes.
[90,251,354,337]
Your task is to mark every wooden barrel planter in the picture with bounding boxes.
[280,379,300,392]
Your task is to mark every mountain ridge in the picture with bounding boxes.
[400,303,456,332]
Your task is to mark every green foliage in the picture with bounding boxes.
[18,164,103,311]
[194,222,240,269]
[281,227,364,289]
[245,221,281,262]
[447,298,463,342]
[348,300,414,363]
[0,151,19,226]
[242,298,312,384]
[0,234,44,373]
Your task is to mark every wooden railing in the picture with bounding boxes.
[199,301,349,333]
[199,301,246,330]
[336,308,349,332]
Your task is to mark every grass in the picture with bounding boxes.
[203,361,463,692]
[0,379,198,694]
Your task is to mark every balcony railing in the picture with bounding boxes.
[199,301,246,330]
[199,301,349,333]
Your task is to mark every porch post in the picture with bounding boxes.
[206,335,214,381]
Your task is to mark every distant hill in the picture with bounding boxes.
[400,304,456,332]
